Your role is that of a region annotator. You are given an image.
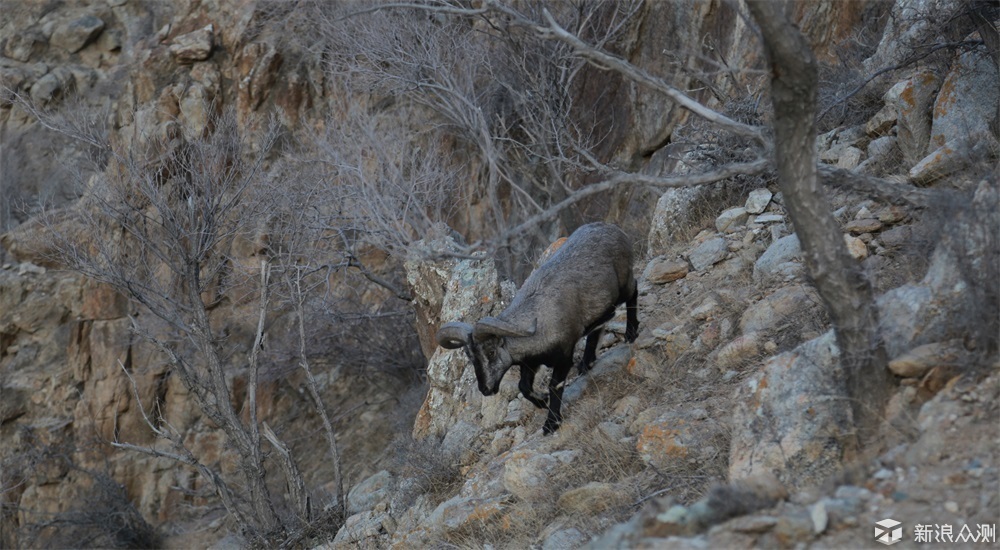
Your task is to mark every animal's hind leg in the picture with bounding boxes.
[542,364,570,435]
[577,328,603,375]
[625,285,639,342]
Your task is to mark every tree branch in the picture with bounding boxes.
[499,157,769,243]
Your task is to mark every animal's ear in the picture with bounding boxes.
[437,322,473,349]
[473,317,536,339]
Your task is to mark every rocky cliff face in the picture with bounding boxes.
[2,0,997,548]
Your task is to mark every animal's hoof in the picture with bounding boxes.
[542,421,561,435]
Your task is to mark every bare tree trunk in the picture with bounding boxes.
[290,267,345,519]
[747,0,892,444]
[184,259,280,534]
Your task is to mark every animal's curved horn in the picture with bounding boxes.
[473,317,537,339]
[436,322,473,349]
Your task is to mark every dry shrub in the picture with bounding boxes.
[6,430,160,549]
[439,499,542,550]
[387,435,465,508]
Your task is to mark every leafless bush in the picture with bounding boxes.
[8,95,357,540]
[6,430,160,549]
[299,0,646,277]
[388,434,465,507]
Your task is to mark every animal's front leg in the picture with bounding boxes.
[518,364,547,409]
[542,364,571,434]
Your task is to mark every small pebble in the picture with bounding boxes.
[873,469,894,480]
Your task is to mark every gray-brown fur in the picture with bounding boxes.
[436,222,639,434]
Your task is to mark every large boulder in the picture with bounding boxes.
[878,181,998,356]
[408,246,505,440]
[753,234,802,282]
[929,44,999,151]
[885,70,941,168]
[50,14,105,53]
[729,331,854,489]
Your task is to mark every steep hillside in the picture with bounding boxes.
[1,1,997,548]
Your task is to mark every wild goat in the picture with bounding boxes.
[436,222,639,434]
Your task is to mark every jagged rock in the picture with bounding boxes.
[863,0,966,74]
[716,207,748,233]
[715,332,762,370]
[929,42,1000,151]
[845,218,882,234]
[745,189,773,214]
[865,104,896,137]
[169,25,214,63]
[179,82,212,138]
[908,132,998,185]
[888,340,967,378]
[557,482,633,515]
[647,187,702,253]
[843,234,868,260]
[730,331,853,488]
[636,408,719,470]
[647,175,745,253]
[3,29,47,61]
[542,527,589,550]
[809,501,828,534]
[347,470,394,514]
[503,449,579,501]
[879,181,998,357]
[690,295,719,321]
[29,67,75,105]
[836,147,864,169]
[80,279,128,320]
[887,70,941,167]
[858,136,902,175]
[867,135,898,160]
[642,473,786,537]
[635,324,691,364]
[879,225,912,249]
[753,213,784,224]
[403,232,465,361]
[644,256,689,284]
[753,234,801,282]
[0,386,28,423]
[237,42,283,112]
[333,510,392,544]
[773,509,815,546]
[409,246,505,439]
[424,495,507,534]
[876,205,907,225]
[818,126,868,163]
[688,237,728,272]
[50,15,105,53]
[740,285,820,335]
[0,268,74,334]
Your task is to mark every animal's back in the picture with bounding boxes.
[503,223,634,331]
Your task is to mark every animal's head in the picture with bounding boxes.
[436,318,536,396]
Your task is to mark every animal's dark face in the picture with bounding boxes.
[466,336,513,396]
